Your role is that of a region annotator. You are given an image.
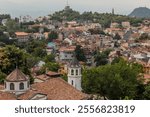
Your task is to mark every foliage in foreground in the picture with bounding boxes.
[82,59,144,100]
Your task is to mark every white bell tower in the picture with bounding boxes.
[67,57,82,91]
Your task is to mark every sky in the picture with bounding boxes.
[0,0,149,18]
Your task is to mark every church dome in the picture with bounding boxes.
[6,68,29,82]
[69,57,80,68]
[5,68,30,94]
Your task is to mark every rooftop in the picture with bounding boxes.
[0,92,16,100]
[15,32,29,36]
[18,78,87,100]
[59,46,75,52]
[6,68,29,82]
[69,56,80,68]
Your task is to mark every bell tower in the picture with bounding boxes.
[67,56,82,91]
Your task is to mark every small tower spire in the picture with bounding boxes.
[66,0,69,6]
[16,57,19,69]
[67,55,82,91]
[112,8,115,15]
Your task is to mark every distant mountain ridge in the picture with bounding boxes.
[129,7,150,18]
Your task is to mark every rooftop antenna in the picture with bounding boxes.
[15,61,18,70]
[67,0,69,6]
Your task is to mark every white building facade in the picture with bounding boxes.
[68,57,82,91]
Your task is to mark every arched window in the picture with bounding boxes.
[71,80,74,85]
[10,83,14,90]
[4,82,6,88]
[76,69,78,75]
[19,82,24,90]
[71,69,74,75]
[27,81,30,88]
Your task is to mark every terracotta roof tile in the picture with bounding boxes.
[19,78,88,100]
[0,91,16,100]
[36,74,49,81]
[6,69,29,82]
[0,85,4,90]
[59,46,76,52]
[15,32,29,36]
[46,71,61,77]
[18,90,39,100]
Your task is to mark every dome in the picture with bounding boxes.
[6,68,29,82]
[69,57,80,68]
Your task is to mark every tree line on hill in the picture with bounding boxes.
[50,9,143,28]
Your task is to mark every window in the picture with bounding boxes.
[76,69,78,75]
[71,80,74,85]
[4,82,6,88]
[10,83,14,90]
[19,82,24,90]
[27,81,30,88]
[71,69,74,75]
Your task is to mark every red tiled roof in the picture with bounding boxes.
[6,69,29,82]
[144,74,150,79]
[59,46,76,52]
[15,32,29,36]
[0,91,16,100]
[18,90,39,100]
[36,74,49,81]
[46,71,61,76]
[0,85,4,90]
[143,74,150,84]
[19,78,87,100]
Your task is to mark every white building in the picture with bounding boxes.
[122,22,130,28]
[67,57,82,91]
[59,46,75,62]
[64,38,73,45]
[15,32,29,42]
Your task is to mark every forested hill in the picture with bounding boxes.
[50,7,143,28]
[129,7,150,18]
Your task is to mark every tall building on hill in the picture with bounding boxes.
[112,8,115,15]
[64,0,71,12]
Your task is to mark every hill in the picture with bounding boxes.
[49,5,143,27]
[129,7,150,18]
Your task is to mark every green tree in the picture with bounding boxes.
[82,59,143,100]
[44,54,55,63]
[5,19,20,33]
[88,29,104,35]
[75,45,86,62]
[139,33,150,40]
[114,33,121,40]
[0,45,34,83]
[0,45,25,74]
[94,51,108,66]
[143,83,150,99]
[48,31,58,42]
[0,71,6,84]
[111,57,124,64]
[43,62,60,72]
[62,74,68,81]
[33,47,47,58]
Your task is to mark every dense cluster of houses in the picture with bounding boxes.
[0,5,150,100]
